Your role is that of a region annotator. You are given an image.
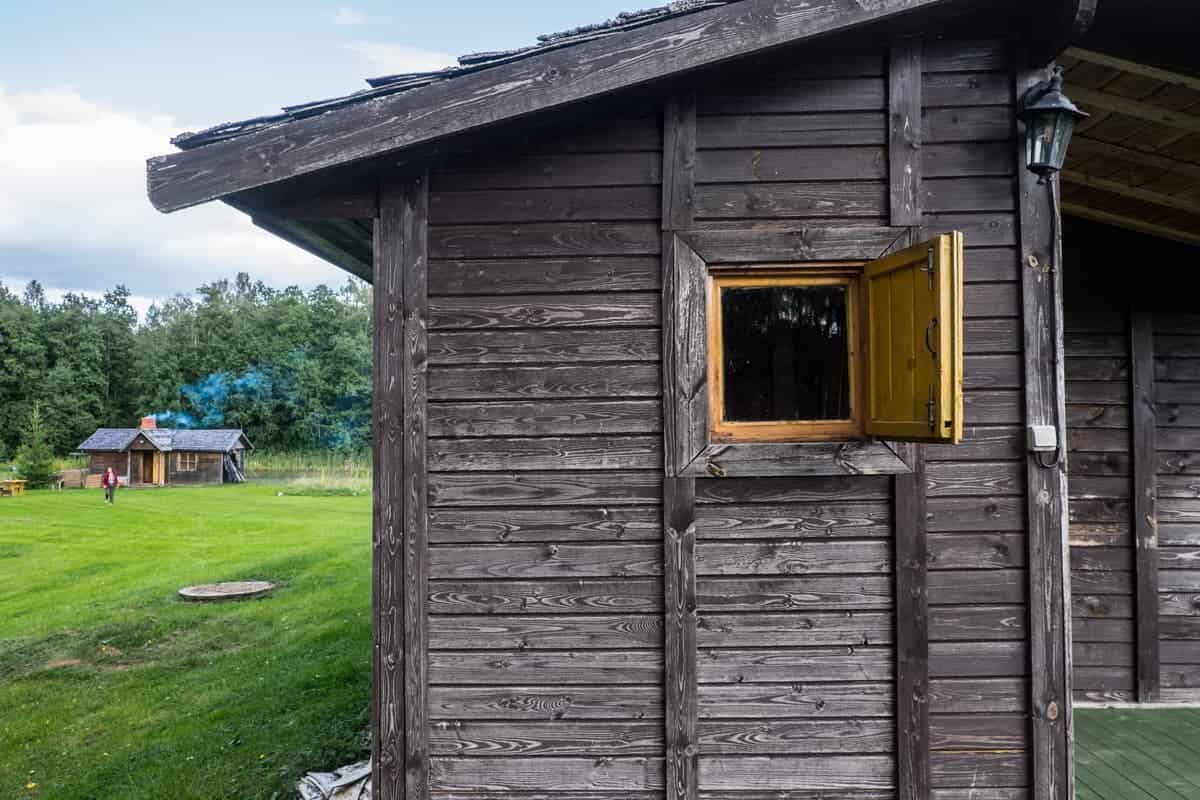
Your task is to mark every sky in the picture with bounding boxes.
[0,1,634,319]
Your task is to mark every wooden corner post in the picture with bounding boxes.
[373,170,430,800]
[1130,309,1160,702]
[1016,62,1074,800]
[889,37,930,800]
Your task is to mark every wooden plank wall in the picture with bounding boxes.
[1154,313,1200,703]
[1064,310,1136,702]
[423,101,668,799]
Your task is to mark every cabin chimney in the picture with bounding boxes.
[140,416,157,430]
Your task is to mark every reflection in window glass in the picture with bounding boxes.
[720,285,850,422]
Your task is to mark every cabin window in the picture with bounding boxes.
[177,452,198,472]
[709,269,862,442]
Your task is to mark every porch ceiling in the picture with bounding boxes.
[1060,47,1200,247]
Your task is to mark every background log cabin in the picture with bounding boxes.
[143,0,1200,798]
[77,417,251,487]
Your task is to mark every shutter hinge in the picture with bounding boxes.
[920,248,935,290]
[927,385,936,433]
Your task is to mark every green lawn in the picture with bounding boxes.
[0,485,372,799]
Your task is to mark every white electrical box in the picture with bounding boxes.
[1027,424,1058,453]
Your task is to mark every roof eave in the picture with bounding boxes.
[147,0,980,214]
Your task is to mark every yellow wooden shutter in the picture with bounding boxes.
[864,232,963,443]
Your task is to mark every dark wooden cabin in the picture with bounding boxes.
[77,417,251,487]
[144,0,1200,797]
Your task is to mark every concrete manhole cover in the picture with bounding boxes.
[178,581,275,602]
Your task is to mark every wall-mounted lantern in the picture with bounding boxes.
[1019,66,1088,183]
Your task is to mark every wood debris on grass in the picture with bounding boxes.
[298,759,370,800]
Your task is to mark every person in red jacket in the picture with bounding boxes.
[102,466,118,505]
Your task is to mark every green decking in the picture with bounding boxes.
[1077,708,1200,799]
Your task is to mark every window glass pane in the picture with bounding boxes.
[721,284,851,422]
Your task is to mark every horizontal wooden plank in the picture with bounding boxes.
[923,106,1014,143]
[1159,591,1200,615]
[962,247,1018,282]
[1064,310,1123,334]
[1066,356,1129,382]
[694,181,886,219]
[429,364,661,400]
[429,436,662,472]
[430,293,659,330]
[430,185,660,224]
[929,714,1026,751]
[695,146,886,183]
[698,755,894,790]
[685,224,902,263]
[695,502,891,539]
[1066,404,1129,429]
[1069,476,1130,499]
[1160,402,1200,429]
[1068,523,1130,546]
[931,752,1027,789]
[965,283,1020,318]
[1069,570,1132,595]
[965,319,1021,355]
[434,152,661,191]
[431,686,662,720]
[923,142,1015,178]
[429,757,664,791]
[695,540,891,575]
[1157,383,1200,404]
[430,256,661,295]
[430,329,659,364]
[926,497,1025,532]
[927,677,1028,713]
[961,392,1022,424]
[429,399,662,438]
[1160,546,1200,570]
[1067,429,1129,453]
[1068,452,1129,477]
[430,222,660,259]
[696,718,895,754]
[925,462,1023,497]
[696,576,894,611]
[699,77,886,114]
[429,615,662,650]
[923,71,1011,107]
[429,721,663,756]
[430,472,662,506]
[1071,545,1132,570]
[695,477,891,504]
[698,681,894,718]
[698,646,893,684]
[695,611,893,647]
[1072,617,1134,643]
[926,425,1023,461]
[1066,380,1128,404]
[1072,641,1134,668]
[430,650,662,684]
[928,569,1025,605]
[1072,594,1133,620]
[1065,332,1126,357]
[928,533,1027,570]
[429,579,662,614]
[930,605,1027,641]
[430,543,662,579]
[925,177,1015,212]
[921,213,1017,248]
[1163,640,1200,662]
[923,38,1010,73]
[1160,616,1200,639]
[697,112,886,148]
[1160,525,1200,546]
[929,641,1027,677]
[963,354,1021,389]
[429,506,661,543]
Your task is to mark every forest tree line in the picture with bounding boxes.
[0,274,372,459]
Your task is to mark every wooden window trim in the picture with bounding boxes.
[177,452,198,472]
[664,226,916,478]
[707,267,865,443]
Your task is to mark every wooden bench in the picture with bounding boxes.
[1,479,26,497]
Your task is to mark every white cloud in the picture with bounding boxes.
[0,83,347,300]
[331,6,367,25]
[342,42,455,75]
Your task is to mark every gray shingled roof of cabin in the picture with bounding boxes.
[170,1,736,150]
[77,429,250,453]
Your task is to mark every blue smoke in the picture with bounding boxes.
[155,410,198,429]
[156,367,272,428]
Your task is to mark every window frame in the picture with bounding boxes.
[177,452,199,472]
[663,226,918,479]
[707,266,865,444]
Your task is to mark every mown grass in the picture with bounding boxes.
[0,484,371,798]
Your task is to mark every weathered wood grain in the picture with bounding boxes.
[928,533,1027,570]
[695,612,894,647]
[662,94,697,233]
[695,540,892,575]
[930,605,1027,640]
[429,435,662,472]
[1016,62,1072,800]
[890,37,923,226]
[694,182,886,220]
[698,646,894,683]
[429,293,659,330]
[430,256,660,295]
[663,235,708,475]
[429,756,665,791]
[435,152,662,191]
[428,399,662,438]
[664,477,697,800]
[1130,311,1161,702]
[684,442,912,478]
[429,329,659,365]
[429,364,661,401]
[698,755,895,790]
[696,718,896,753]
[429,651,663,685]
[428,506,662,543]
[894,445,929,800]
[700,76,886,114]
[684,225,903,264]
[696,476,892,504]
[428,614,662,650]
[697,575,894,611]
[429,578,662,614]
[431,686,664,720]
[373,175,406,800]
[430,185,660,224]
[428,721,664,756]
[430,471,663,506]
[430,222,660,260]
[694,502,891,539]
[429,543,663,579]
[698,682,895,718]
[929,713,1026,750]
[697,112,886,148]
[930,641,1027,677]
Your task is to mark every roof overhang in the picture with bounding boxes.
[146,0,1094,217]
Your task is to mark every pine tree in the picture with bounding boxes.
[15,404,56,488]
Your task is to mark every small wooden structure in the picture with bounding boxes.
[144,0,1200,797]
[0,479,26,497]
[77,417,251,487]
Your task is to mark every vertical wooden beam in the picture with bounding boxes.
[889,38,923,227]
[1016,60,1074,800]
[1130,309,1160,703]
[663,92,697,478]
[894,447,929,800]
[401,172,430,800]
[664,476,697,800]
[373,177,407,800]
